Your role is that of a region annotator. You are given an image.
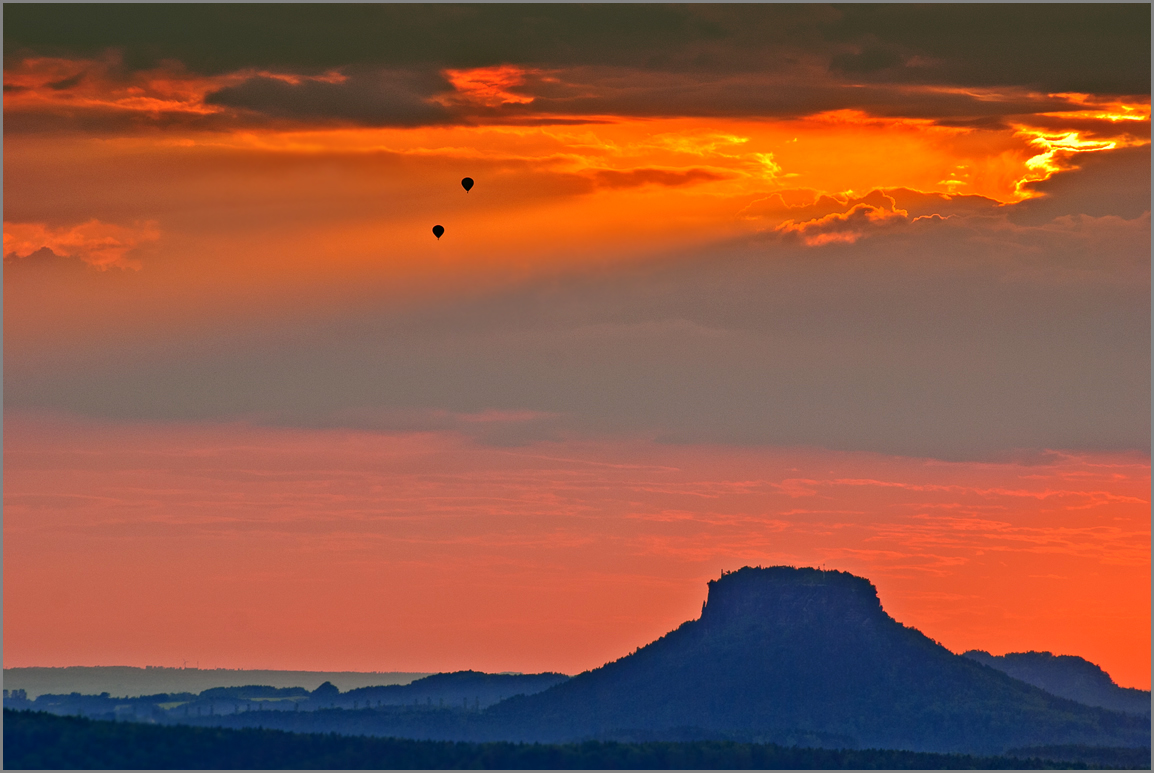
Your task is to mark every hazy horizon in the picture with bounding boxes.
[3,666,437,700]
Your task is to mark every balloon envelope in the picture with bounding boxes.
[432,225,444,239]
[461,177,474,192]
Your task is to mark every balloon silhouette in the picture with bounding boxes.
[461,177,474,193]
[432,225,444,239]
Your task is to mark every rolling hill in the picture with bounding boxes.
[963,650,1150,716]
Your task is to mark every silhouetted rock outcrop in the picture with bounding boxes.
[486,567,1150,754]
[311,681,340,700]
[964,650,1151,716]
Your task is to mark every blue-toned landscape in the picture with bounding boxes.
[6,568,1149,768]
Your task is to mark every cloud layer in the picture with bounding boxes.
[6,5,1148,92]
[5,6,1149,132]
[3,219,159,270]
[5,147,1148,460]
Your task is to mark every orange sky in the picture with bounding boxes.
[4,7,1150,691]
[4,415,1149,688]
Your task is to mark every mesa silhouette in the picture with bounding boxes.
[482,567,1149,754]
[10,567,1149,758]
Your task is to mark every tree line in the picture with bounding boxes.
[6,709,1131,769]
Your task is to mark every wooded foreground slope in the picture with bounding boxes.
[8,710,1145,770]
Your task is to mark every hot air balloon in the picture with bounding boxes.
[461,177,474,193]
[432,225,444,239]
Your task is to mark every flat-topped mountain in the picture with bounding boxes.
[15,567,1146,759]
[486,567,1149,754]
[963,650,1150,716]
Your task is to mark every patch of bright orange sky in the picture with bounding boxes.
[5,115,1148,291]
[3,63,1150,687]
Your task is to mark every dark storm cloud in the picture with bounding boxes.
[2,4,736,74]
[5,5,1148,115]
[204,69,455,127]
[4,5,1145,133]
[192,66,1082,131]
[515,67,1080,123]
[1011,146,1152,224]
[161,65,1095,133]
[822,4,1151,95]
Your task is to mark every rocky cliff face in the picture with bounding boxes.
[485,566,1150,754]
[699,566,884,631]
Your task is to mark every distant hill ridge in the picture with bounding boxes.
[2,666,428,700]
[963,650,1151,716]
[484,566,1149,754]
[343,670,569,709]
[2,670,570,720]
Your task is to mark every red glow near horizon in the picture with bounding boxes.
[4,415,1148,689]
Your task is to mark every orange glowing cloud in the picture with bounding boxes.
[2,106,1143,286]
[248,70,348,87]
[1011,126,1148,198]
[3,219,159,269]
[3,54,350,127]
[440,65,539,107]
[5,54,1148,214]
[1042,93,1152,123]
[2,55,230,119]
[774,191,914,246]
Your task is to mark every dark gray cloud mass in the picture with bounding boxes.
[204,69,455,127]
[185,68,1091,131]
[820,4,1150,94]
[4,5,1148,131]
[1012,146,1153,224]
[6,5,1144,131]
[6,4,1147,93]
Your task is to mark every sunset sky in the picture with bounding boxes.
[4,5,1150,689]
